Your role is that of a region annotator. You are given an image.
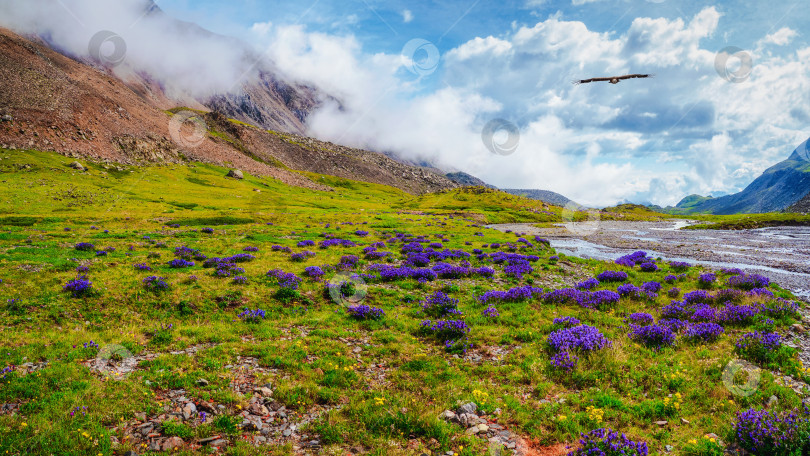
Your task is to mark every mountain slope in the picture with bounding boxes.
[0,26,457,195]
[671,140,810,214]
[501,188,573,207]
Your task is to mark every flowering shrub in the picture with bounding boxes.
[758,298,800,319]
[338,255,359,269]
[615,251,654,268]
[596,271,628,283]
[479,285,543,304]
[232,275,248,285]
[75,242,95,251]
[271,245,292,253]
[201,227,214,234]
[669,261,691,272]
[227,253,255,263]
[667,287,680,298]
[267,269,302,290]
[503,258,533,279]
[639,262,658,272]
[728,273,770,290]
[355,230,369,237]
[683,323,724,344]
[582,290,621,309]
[134,263,152,272]
[550,351,578,371]
[63,276,93,298]
[717,304,759,326]
[419,319,470,341]
[482,306,499,318]
[290,251,316,262]
[422,292,461,318]
[243,246,259,252]
[576,278,600,290]
[698,273,716,288]
[683,290,713,305]
[297,240,315,247]
[568,428,648,456]
[168,259,194,268]
[689,304,717,323]
[626,313,654,326]
[143,276,170,293]
[304,266,325,279]
[734,331,784,364]
[547,325,611,353]
[238,308,266,323]
[347,305,384,320]
[733,406,810,456]
[628,324,675,349]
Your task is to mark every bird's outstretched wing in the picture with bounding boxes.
[573,74,654,85]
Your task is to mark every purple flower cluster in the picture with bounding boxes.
[432,263,494,279]
[174,246,206,261]
[419,319,471,341]
[213,262,244,277]
[626,313,654,326]
[271,245,292,253]
[735,331,782,363]
[683,322,724,343]
[733,406,810,455]
[232,275,248,285]
[304,266,325,279]
[338,255,359,269]
[290,251,316,262]
[354,230,369,237]
[758,298,800,318]
[243,246,259,252]
[615,251,654,268]
[134,263,152,271]
[628,324,675,349]
[576,278,600,290]
[200,227,214,234]
[639,262,658,272]
[143,276,170,292]
[550,351,578,371]
[698,273,717,287]
[319,238,356,249]
[669,261,691,272]
[569,428,648,456]
[297,240,315,247]
[666,287,680,298]
[267,269,303,290]
[422,291,461,317]
[479,285,543,304]
[717,304,759,325]
[347,304,385,320]
[63,276,93,297]
[728,273,771,290]
[503,258,533,279]
[238,308,266,323]
[547,325,611,353]
[227,253,255,263]
[75,242,95,251]
[482,306,500,318]
[168,258,195,268]
[596,271,628,283]
[582,290,621,309]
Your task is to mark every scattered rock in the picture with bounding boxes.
[655,421,669,426]
[1,115,12,122]
[68,161,84,171]
[195,378,209,386]
[457,402,477,415]
[680,418,690,424]
[162,436,184,451]
[227,169,244,179]
[767,395,779,408]
[665,445,674,452]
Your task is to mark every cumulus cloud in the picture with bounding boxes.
[259,7,810,207]
[402,10,413,24]
[761,27,798,46]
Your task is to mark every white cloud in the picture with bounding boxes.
[402,10,413,23]
[262,6,810,207]
[250,21,273,36]
[760,27,797,46]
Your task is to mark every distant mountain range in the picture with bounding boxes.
[500,189,572,207]
[649,139,810,214]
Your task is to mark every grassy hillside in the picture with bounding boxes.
[0,149,808,456]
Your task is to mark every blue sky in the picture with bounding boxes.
[4,0,808,206]
[150,0,810,206]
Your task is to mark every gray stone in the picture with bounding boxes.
[457,402,477,415]
[208,439,229,448]
[196,378,209,386]
[1,115,12,122]
[227,169,244,179]
[162,437,184,451]
[68,161,84,171]
[665,445,674,452]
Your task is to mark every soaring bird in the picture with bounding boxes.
[574,74,654,85]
